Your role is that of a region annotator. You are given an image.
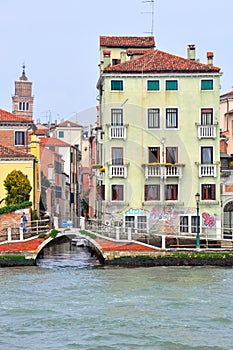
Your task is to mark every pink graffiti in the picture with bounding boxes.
[202,212,215,227]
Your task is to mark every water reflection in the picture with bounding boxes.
[36,240,100,269]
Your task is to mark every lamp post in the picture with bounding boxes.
[195,192,200,249]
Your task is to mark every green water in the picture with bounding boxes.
[0,244,232,350]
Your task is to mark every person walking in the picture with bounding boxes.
[20,212,28,233]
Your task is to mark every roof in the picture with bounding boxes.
[100,36,155,48]
[0,144,34,159]
[56,120,82,128]
[104,49,221,74]
[0,109,31,123]
[40,137,71,147]
[220,91,233,99]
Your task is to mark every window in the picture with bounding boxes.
[56,186,62,199]
[166,147,178,164]
[201,184,216,200]
[148,147,160,163]
[19,102,29,111]
[111,184,124,201]
[147,80,160,91]
[112,58,120,65]
[125,216,134,228]
[58,131,64,138]
[180,216,189,233]
[165,184,178,200]
[112,147,123,165]
[111,80,123,91]
[15,131,25,145]
[166,80,178,90]
[201,79,213,90]
[111,109,123,125]
[166,108,178,128]
[201,146,213,164]
[137,216,147,232]
[191,216,197,233]
[201,109,213,125]
[145,185,160,201]
[148,108,160,128]
[97,185,105,200]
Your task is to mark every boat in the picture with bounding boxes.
[71,235,88,247]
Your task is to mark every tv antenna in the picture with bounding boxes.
[141,0,155,36]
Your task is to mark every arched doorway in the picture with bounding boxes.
[223,201,233,239]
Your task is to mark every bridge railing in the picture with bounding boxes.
[86,219,233,247]
[0,218,51,243]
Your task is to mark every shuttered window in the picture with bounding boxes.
[166,80,178,90]
[147,80,160,91]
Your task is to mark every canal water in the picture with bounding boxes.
[0,242,232,350]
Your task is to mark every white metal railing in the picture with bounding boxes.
[198,125,216,139]
[109,125,127,140]
[144,164,184,178]
[109,165,127,178]
[85,219,233,249]
[199,164,216,177]
[0,218,51,242]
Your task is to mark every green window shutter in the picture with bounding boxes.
[111,80,123,90]
[166,80,178,90]
[201,80,213,90]
[147,80,159,91]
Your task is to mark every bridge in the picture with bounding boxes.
[1,219,233,267]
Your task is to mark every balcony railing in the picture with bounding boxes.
[143,164,184,179]
[199,164,217,177]
[109,125,127,140]
[197,125,216,139]
[109,164,128,178]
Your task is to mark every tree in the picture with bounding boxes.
[4,170,32,205]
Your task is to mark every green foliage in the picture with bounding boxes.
[38,233,47,238]
[0,201,32,215]
[4,170,32,205]
[80,229,96,239]
[50,229,59,238]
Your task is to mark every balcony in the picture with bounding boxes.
[197,125,216,139]
[109,125,127,140]
[109,164,128,178]
[143,163,184,179]
[199,164,217,177]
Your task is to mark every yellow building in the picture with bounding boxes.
[96,36,222,239]
[0,141,40,213]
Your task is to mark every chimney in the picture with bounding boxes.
[187,44,196,60]
[120,51,127,63]
[207,52,214,65]
[102,50,111,69]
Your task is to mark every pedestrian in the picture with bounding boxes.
[20,212,28,233]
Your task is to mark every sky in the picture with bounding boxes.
[0,0,232,126]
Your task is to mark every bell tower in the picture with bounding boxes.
[12,64,34,121]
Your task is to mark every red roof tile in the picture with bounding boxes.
[104,49,221,73]
[0,144,33,158]
[100,36,155,48]
[0,109,30,123]
[40,137,71,147]
[57,120,82,127]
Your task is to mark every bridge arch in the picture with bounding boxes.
[33,232,105,263]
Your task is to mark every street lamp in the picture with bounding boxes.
[195,192,200,249]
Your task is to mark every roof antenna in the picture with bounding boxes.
[142,0,155,36]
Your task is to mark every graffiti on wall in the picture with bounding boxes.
[202,212,216,228]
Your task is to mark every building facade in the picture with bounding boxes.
[95,36,222,238]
